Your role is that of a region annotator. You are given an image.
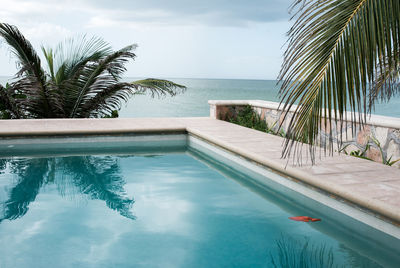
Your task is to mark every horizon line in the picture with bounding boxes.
[0,75,278,81]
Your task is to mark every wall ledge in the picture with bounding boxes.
[208,100,400,130]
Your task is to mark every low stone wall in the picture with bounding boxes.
[209,100,400,168]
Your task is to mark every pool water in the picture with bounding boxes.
[0,136,399,267]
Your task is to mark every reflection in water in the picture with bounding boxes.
[269,235,381,268]
[270,235,339,268]
[0,156,135,222]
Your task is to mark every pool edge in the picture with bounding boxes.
[1,117,399,230]
[188,134,400,240]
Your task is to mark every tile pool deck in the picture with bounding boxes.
[1,117,400,226]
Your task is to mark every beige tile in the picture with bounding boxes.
[375,194,400,207]
[342,182,400,198]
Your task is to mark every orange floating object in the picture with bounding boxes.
[289,216,321,222]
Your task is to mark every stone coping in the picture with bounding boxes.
[208,100,400,129]
[1,117,400,229]
[0,118,187,136]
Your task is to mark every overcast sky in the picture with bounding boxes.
[0,0,293,80]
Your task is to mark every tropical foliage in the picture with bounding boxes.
[0,23,186,119]
[278,0,400,161]
[340,136,400,166]
[228,105,285,137]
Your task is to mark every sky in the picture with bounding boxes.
[0,0,293,80]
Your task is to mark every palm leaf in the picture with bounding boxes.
[68,44,137,118]
[42,47,56,81]
[0,23,58,117]
[79,82,135,117]
[368,47,400,108]
[51,35,112,85]
[0,84,22,118]
[43,36,113,117]
[278,0,400,162]
[81,79,186,118]
[131,78,187,97]
[0,23,44,79]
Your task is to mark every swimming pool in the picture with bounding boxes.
[0,134,399,267]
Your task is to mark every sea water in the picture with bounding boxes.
[1,76,399,118]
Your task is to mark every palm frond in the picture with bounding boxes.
[43,36,114,117]
[42,47,55,81]
[278,0,400,163]
[0,84,23,118]
[0,23,44,79]
[368,48,400,108]
[80,82,135,117]
[0,23,61,117]
[68,44,137,118]
[81,78,186,118]
[52,35,112,85]
[131,78,187,97]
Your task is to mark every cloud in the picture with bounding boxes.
[1,0,292,30]
[23,23,72,43]
[86,0,291,23]
[83,0,292,28]
[0,0,291,79]
[0,0,50,17]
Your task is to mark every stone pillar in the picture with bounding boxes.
[209,103,217,119]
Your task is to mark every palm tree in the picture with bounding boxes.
[0,23,186,118]
[278,0,399,161]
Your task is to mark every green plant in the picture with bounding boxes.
[228,105,285,137]
[278,0,400,162]
[384,155,400,167]
[340,144,372,162]
[102,110,119,118]
[0,23,186,119]
[0,82,24,119]
[340,136,400,166]
[369,136,400,166]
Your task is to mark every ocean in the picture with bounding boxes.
[1,77,399,118]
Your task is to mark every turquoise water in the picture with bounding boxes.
[1,76,399,118]
[0,137,399,267]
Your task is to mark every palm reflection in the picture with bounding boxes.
[268,235,382,268]
[0,156,135,222]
